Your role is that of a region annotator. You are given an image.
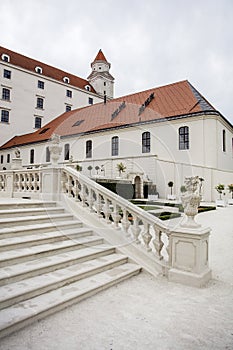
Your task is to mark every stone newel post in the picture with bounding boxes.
[168,176,211,287]
[49,134,62,165]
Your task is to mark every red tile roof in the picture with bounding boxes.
[0,46,96,93]
[93,49,108,63]
[0,80,217,150]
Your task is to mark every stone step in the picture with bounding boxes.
[0,201,57,209]
[0,262,141,338]
[0,235,104,267]
[0,219,83,239]
[0,253,129,309]
[0,213,74,228]
[0,206,65,218]
[0,227,93,252]
[0,244,116,286]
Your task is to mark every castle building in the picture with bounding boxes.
[0,47,114,146]
[1,79,232,202]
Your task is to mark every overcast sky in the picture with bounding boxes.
[1,0,233,124]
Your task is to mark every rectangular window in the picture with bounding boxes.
[3,69,11,79]
[64,144,70,160]
[2,88,10,101]
[66,90,72,98]
[142,132,151,153]
[38,80,44,89]
[35,116,42,129]
[112,136,119,156]
[179,126,189,150]
[46,147,50,162]
[86,140,92,158]
[1,110,9,123]
[36,97,44,109]
[30,149,34,164]
[66,105,72,112]
[89,97,93,105]
[0,155,3,164]
[7,154,10,163]
[222,130,226,152]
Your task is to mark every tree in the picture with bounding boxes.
[215,184,225,200]
[228,184,233,199]
[117,162,126,176]
[87,165,93,176]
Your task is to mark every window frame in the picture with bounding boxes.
[38,80,44,89]
[66,105,72,112]
[179,126,189,150]
[111,136,119,156]
[66,90,72,98]
[142,131,151,153]
[46,147,50,162]
[35,116,42,129]
[64,143,70,161]
[2,88,10,101]
[86,140,92,158]
[1,110,9,123]
[36,97,44,109]
[88,97,93,105]
[30,149,35,164]
[222,129,226,152]
[3,69,11,79]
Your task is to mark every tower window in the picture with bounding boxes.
[36,97,44,109]
[142,132,151,153]
[0,155,3,164]
[2,88,10,101]
[35,116,42,129]
[66,105,72,112]
[1,110,9,123]
[112,136,119,156]
[7,154,10,163]
[66,90,72,98]
[104,82,106,86]
[38,80,44,89]
[88,97,93,105]
[63,77,70,84]
[86,140,92,158]
[179,126,189,150]
[3,69,11,79]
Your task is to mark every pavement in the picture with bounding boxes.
[0,202,232,350]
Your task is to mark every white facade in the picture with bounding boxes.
[0,51,106,146]
[1,112,232,202]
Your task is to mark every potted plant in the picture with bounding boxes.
[228,184,233,205]
[117,162,126,177]
[167,181,176,200]
[87,165,93,176]
[76,164,82,172]
[95,165,100,175]
[215,184,226,207]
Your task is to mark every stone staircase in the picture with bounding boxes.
[0,200,141,338]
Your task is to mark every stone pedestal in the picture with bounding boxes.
[40,167,61,201]
[168,226,212,287]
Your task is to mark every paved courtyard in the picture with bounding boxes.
[0,203,232,350]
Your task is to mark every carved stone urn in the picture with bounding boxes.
[180,176,202,228]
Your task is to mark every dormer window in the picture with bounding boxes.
[35,66,42,74]
[85,85,91,91]
[63,77,70,84]
[1,54,10,62]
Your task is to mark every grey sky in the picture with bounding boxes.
[1,0,233,124]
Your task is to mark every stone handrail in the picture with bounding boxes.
[61,166,172,268]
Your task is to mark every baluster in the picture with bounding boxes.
[88,189,95,212]
[73,179,80,201]
[152,226,164,260]
[142,222,152,252]
[96,193,103,218]
[103,196,111,224]
[132,215,141,244]
[80,183,87,206]
[112,202,121,229]
[121,208,130,236]
[165,233,171,265]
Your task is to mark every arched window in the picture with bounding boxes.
[46,147,50,162]
[111,136,119,156]
[179,126,189,150]
[30,149,34,164]
[222,129,226,152]
[142,132,151,153]
[64,144,70,160]
[86,140,92,158]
